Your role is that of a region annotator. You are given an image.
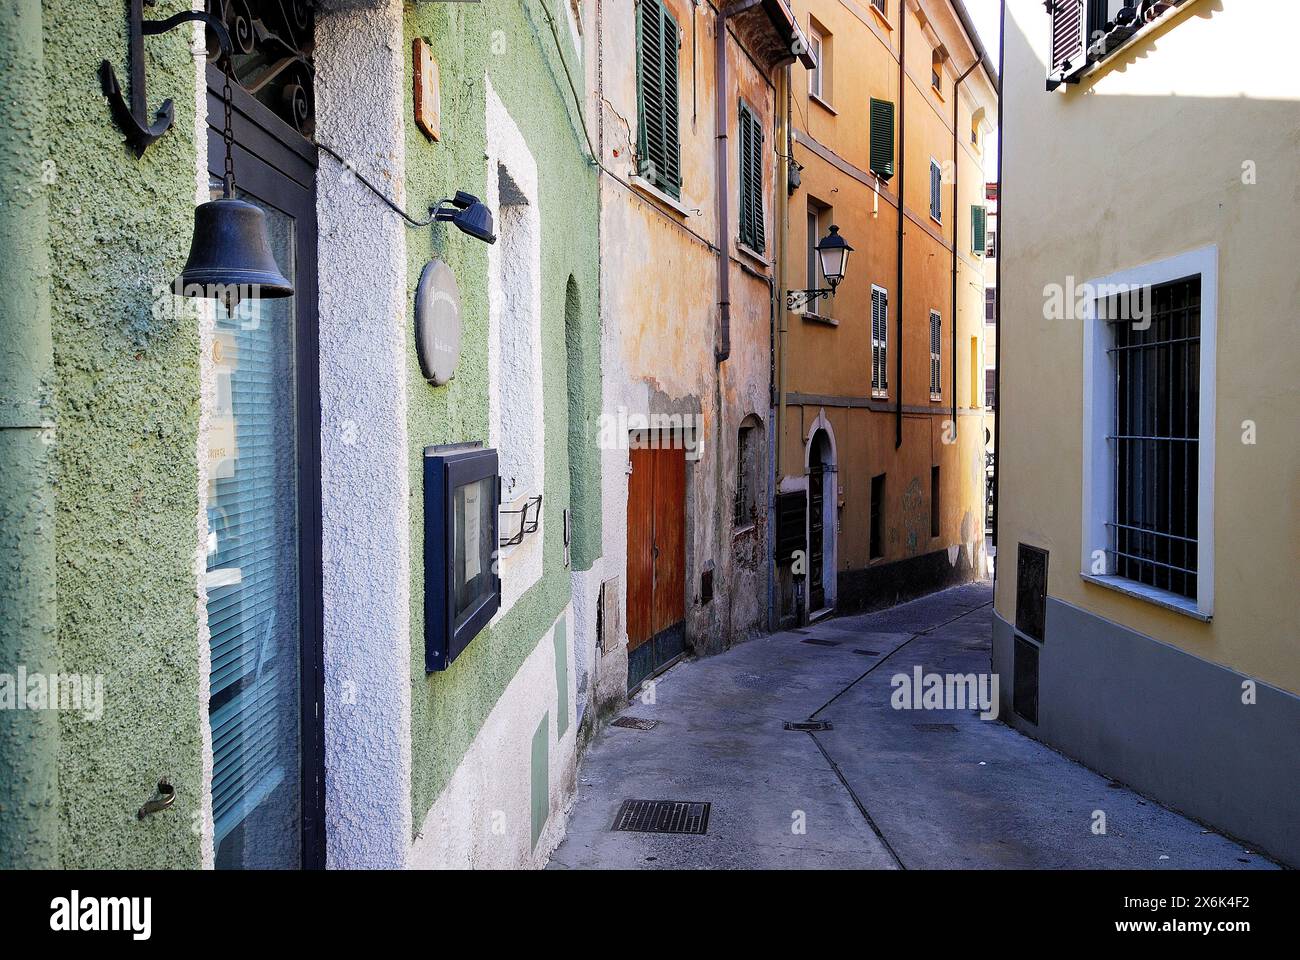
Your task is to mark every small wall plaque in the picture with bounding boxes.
[413,38,440,141]
[414,259,462,385]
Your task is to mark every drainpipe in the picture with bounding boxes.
[992,0,1006,568]
[774,63,790,477]
[0,0,59,867]
[951,58,980,437]
[893,6,905,449]
[714,5,732,363]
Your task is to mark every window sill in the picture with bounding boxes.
[868,4,893,31]
[871,389,888,400]
[629,175,690,218]
[801,311,837,326]
[736,240,769,269]
[1080,573,1211,622]
[929,394,943,403]
[810,93,838,116]
[733,522,757,539]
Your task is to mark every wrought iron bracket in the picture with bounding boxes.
[786,287,834,313]
[100,0,233,157]
[499,495,543,548]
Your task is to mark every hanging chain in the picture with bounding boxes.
[221,56,236,198]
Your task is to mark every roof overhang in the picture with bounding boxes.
[726,0,818,71]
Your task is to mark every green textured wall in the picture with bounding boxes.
[43,1,205,867]
[403,0,600,826]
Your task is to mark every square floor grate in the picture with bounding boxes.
[800,637,840,647]
[612,716,659,730]
[612,799,711,835]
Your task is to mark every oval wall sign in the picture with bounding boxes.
[414,259,462,385]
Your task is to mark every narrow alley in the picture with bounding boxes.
[551,583,1275,870]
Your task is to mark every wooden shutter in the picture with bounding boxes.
[869,98,895,181]
[929,161,942,221]
[637,0,682,197]
[972,205,987,255]
[872,287,888,393]
[738,102,764,252]
[1048,0,1088,85]
[929,311,942,397]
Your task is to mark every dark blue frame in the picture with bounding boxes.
[424,444,500,672]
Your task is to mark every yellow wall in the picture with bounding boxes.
[998,0,1300,692]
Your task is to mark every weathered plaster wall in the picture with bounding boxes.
[38,0,206,867]
[402,0,600,856]
[596,1,778,674]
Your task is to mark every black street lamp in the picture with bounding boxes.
[786,224,854,312]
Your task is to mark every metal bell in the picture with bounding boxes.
[178,197,293,311]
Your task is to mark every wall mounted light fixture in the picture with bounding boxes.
[786,225,854,312]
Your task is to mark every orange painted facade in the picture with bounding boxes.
[775,0,997,619]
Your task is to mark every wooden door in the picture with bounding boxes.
[626,446,686,688]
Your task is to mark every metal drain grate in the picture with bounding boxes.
[913,722,959,732]
[784,720,832,732]
[801,637,840,647]
[853,649,881,657]
[612,799,711,835]
[612,715,659,730]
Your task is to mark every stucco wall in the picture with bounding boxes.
[779,0,995,608]
[36,0,206,868]
[997,0,1300,692]
[402,0,601,853]
[595,1,777,671]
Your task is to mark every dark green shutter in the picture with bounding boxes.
[738,102,764,252]
[869,98,895,181]
[972,205,987,255]
[636,0,682,198]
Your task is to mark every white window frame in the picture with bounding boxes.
[928,310,942,401]
[808,27,824,100]
[1081,244,1217,620]
[871,284,889,398]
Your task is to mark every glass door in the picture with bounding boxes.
[204,69,322,869]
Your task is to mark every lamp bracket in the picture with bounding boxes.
[100,0,233,157]
[786,288,834,312]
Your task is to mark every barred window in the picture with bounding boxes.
[1108,277,1200,600]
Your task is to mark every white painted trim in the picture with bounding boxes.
[628,175,692,218]
[1080,244,1217,619]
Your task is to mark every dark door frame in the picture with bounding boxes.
[205,66,325,870]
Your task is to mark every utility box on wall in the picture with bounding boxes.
[424,444,500,671]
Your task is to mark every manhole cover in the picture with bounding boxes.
[913,722,959,732]
[612,800,711,835]
[853,649,881,656]
[784,720,832,732]
[801,637,840,647]
[612,716,659,730]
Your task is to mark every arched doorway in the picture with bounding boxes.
[807,426,837,617]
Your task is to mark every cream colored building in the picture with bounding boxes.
[996,0,1300,865]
